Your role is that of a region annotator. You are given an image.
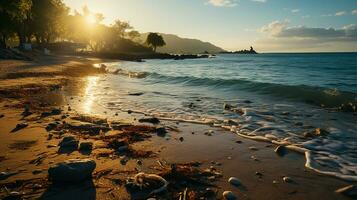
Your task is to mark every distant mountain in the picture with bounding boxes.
[140,33,225,54]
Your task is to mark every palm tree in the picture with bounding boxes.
[146,32,165,52]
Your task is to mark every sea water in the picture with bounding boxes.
[81,53,357,181]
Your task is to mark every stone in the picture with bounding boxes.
[249,146,258,151]
[79,142,93,151]
[228,177,241,186]
[179,137,184,142]
[156,127,167,136]
[32,169,42,175]
[335,185,357,197]
[138,117,160,124]
[223,103,234,110]
[59,136,78,150]
[11,122,28,132]
[283,176,293,183]
[48,159,96,183]
[274,145,287,156]
[223,191,237,200]
[51,108,62,115]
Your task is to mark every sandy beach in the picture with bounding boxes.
[0,55,354,200]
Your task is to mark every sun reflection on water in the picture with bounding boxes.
[83,76,99,113]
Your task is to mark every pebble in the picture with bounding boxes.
[179,137,184,142]
[32,169,42,175]
[223,191,237,200]
[228,177,241,186]
[255,172,263,177]
[283,176,293,183]
[249,146,258,151]
[79,142,93,151]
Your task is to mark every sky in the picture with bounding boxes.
[63,0,357,52]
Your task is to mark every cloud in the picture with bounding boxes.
[291,9,300,13]
[335,11,346,16]
[352,10,357,15]
[207,0,238,7]
[251,0,267,3]
[261,21,357,41]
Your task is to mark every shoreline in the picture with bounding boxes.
[0,55,354,199]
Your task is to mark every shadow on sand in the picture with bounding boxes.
[39,180,96,200]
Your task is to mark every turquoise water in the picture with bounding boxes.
[82,53,357,181]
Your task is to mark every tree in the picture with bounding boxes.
[146,32,165,52]
[0,0,32,48]
[112,20,132,38]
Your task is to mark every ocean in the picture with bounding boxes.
[77,53,357,181]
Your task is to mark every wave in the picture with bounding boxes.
[144,72,357,110]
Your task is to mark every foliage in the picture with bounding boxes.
[0,0,151,53]
[146,32,166,52]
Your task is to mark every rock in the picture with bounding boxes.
[223,103,234,110]
[32,169,42,175]
[51,108,62,115]
[79,142,93,151]
[0,171,18,180]
[235,140,242,143]
[127,110,133,114]
[156,127,167,136]
[46,122,59,131]
[283,176,293,183]
[228,177,241,186]
[274,145,287,156]
[48,159,96,183]
[223,191,237,200]
[249,146,258,151]
[11,122,28,132]
[335,185,357,197]
[255,172,263,177]
[120,156,129,165]
[138,117,160,124]
[179,137,184,142]
[0,113,4,118]
[339,102,356,112]
[128,92,144,96]
[47,133,53,140]
[59,136,78,149]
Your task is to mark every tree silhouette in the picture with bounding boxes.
[146,32,165,52]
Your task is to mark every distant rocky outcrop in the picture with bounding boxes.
[140,33,225,54]
[220,46,258,54]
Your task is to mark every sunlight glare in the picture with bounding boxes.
[86,14,96,25]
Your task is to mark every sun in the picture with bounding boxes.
[85,14,96,25]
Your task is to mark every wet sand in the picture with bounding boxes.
[0,56,354,200]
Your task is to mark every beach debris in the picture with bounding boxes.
[126,172,168,198]
[228,177,241,186]
[205,130,214,136]
[222,191,237,200]
[29,155,47,165]
[283,176,293,183]
[79,141,93,152]
[274,145,287,156]
[48,159,96,183]
[0,171,18,180]
[11,122,28,132]
[335,185,357,197]
[139,117,160,124]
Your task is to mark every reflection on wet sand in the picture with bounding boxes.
[83,76,99,114]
